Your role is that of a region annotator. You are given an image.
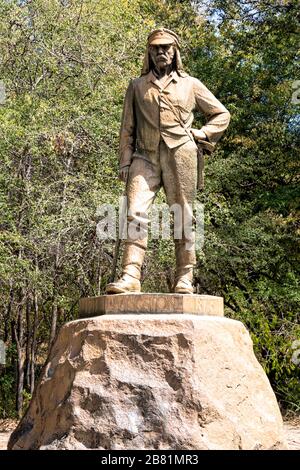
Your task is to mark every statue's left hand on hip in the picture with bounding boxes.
[191,128,207,141]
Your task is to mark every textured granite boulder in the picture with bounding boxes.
[8,314,286,450]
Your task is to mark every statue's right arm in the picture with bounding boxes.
[119,80,136,176]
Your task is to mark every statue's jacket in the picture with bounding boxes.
[119,70,230,169]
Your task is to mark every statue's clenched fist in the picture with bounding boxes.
[119,165,130,182]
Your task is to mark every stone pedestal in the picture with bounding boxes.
[8,297,286,450]
[79,294,224,317]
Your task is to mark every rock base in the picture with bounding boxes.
[8,314,286,450]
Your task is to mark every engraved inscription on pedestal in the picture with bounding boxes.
[79,293,224,318]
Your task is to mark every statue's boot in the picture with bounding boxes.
[106,243,145,294]
[106,273,141,294]
[174,242,195,294]
[174,268,193,294]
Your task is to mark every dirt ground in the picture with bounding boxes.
[283,418,300,450]
[0,419,16,451]
[0,418,299,450]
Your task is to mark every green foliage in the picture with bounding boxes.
[0,345,18,418]
[22,389,32,415]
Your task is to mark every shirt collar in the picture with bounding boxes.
[147,70,179,85]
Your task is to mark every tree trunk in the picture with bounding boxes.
[25,298,31,391]
[17,351,25,418]
[49,301,58,351]
[47,155,72,352]
[30,291,38,395]
[4,288,14,342]
[15,299,25,418]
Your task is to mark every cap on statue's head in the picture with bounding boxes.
[141,28,184,76]
[147,28,180,48]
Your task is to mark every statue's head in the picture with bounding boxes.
[141,28,184,76]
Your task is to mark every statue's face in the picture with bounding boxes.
[149,43,175,70]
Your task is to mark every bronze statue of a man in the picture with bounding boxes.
[107,28,230,295]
